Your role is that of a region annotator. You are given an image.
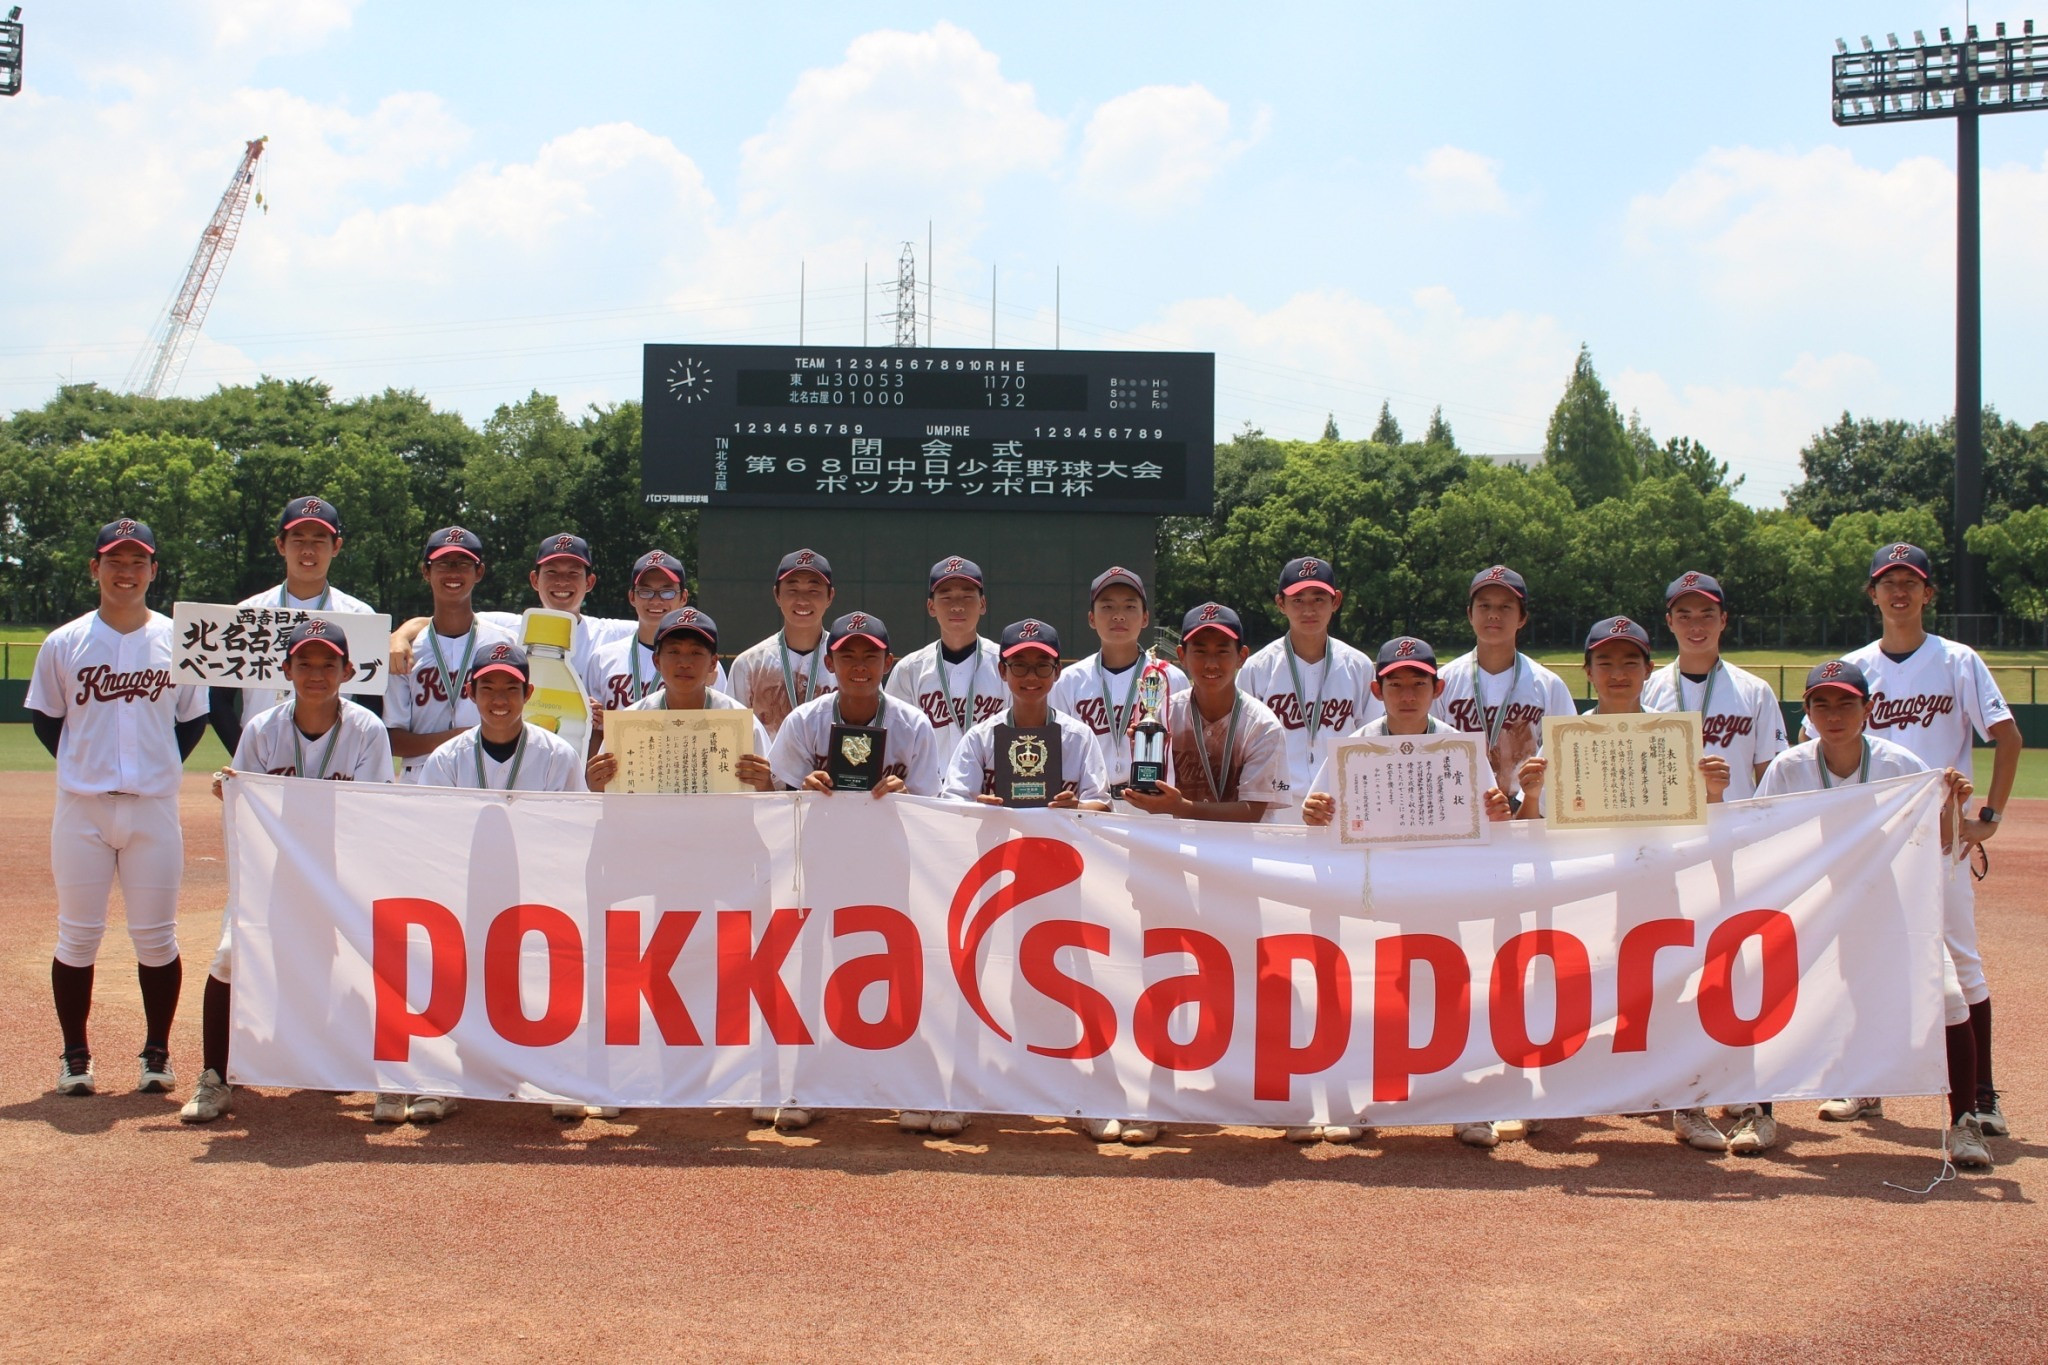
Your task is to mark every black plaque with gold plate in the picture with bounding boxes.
[826,724,887,792]
[994,723,1061,808]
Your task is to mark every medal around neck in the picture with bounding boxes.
[1129,661,1169,795]
[994,723,1061,808]
[827,723,887,791]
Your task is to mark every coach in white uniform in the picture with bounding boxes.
[1641,571,1787,800]
[28,519,211,1097]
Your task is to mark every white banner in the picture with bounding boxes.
[224,773,1950,1125]
[173,601,392,694]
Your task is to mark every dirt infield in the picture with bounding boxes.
[1,773,2041,1360]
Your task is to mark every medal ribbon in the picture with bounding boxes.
[1283,639,1333,752]
[292,717,340,781]
[1099,653,1145,739]
[937,650,982,733]
[1482,654,1524,751]
[1192,691,1244,801]
[422,628,477,726]
[1819,736,1871,789]
[777,631,824,713]
[473,728,529,791]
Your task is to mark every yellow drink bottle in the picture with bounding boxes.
[520,608,592,757]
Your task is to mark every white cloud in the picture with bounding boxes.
[199,0,361,54]
[1073,84,1258,213]
[1407,145,1512,217]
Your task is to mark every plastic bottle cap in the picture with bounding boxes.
[524,611,574,650]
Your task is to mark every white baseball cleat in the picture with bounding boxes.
[897,1110,933,1133]
[1119,1121,1160,1146]
[138,1047,175,1094]
[1818,1097,1883,1122]
[1949,1115,1993,1169]
[56,1050,95,1097]
[1726,1108,1779,1155]
[1673,1107,1728,1152]
[1080,1117,1122,1142]
[928,1111,968,1137]
[407,1096,455,1124]
[180,1069,234,1124]
[372,1093,410,1124]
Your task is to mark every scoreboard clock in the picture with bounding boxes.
[641,344,1215,515]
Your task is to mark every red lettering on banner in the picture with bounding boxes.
[1613,918,1695,1052]
[716,908,815,1045]
[372,897,467,1062]
[1488,930,1592,1068]
[1698,909,1799,1046]
[948,838,1087,1041]
[824,905,923,1050]
[483,904,584,1048]
[1020,920,1117,1059]
[1253,934,1352,1101]
[1132,927,1234,1070]
[604,910,702,1046]
[1372,934,1471,1102]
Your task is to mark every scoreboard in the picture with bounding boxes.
[641,344,1214,515]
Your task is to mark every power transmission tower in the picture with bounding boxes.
[895,242,918,347]
[130,135,268,399]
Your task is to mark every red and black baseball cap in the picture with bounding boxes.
[469,641,531,686]
[634,549,682,582]
[1089,565,1147,604]
[425,526,484,562]
[1000,618,1060,658]
[95,518,157,557]
[1469,564,1528,601]
[1180,602,1244,642]
[1664,570,1726,607]
[284,617,351,662]
[279,496,343,538]
[1585,615,1653,659]
[1869,542,1932,582]
[776,548,833,585]
[928,555,984,593]
[535,533,592,568]
[1805,659,1871,700]
[653,606,717,652]
[1374,635,1439,679]
[1279,556,1338,596]
[828,611,890,652]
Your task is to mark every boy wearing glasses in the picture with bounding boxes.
[584,548,725,712]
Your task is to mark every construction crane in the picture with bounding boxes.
[129,135,267,400]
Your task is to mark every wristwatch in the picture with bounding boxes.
[1978,806,2000,825]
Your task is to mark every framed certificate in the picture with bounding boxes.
[599,708,756,794]
[1332,732,1488,848]
[1541,711,1707,829]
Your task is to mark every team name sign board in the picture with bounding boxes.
[173,603,391,694]
[223,774,1948,1125]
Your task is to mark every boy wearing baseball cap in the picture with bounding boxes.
[1752,659,1989,1166]
[585,608,772,794]
[1641,571,1786,800]
[583,548,726,714]
[1433,565,1578,814]
[1811,542,2022,1138]
[210,495,379,755]
[1239,556,1380,822]
[941,619,1110,810]
[727,548,838,738]
[395,531,640,682]
[1046,566,1187,802]
[1124,603,1290,822]
[885,555,1005,763]
[385,527,519,782]
[29,519,212,1098]
[182,620,395,1125]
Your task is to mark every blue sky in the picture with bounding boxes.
[4,1,2043,502]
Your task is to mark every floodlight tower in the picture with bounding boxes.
[1,7,23,97]
[894,242,918,347]
[1833,21,2048,617]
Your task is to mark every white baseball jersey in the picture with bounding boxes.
[1433,651,1579,800]
[1239,635,1383,801]
[384,616,521,781]
[940,708,1111,804]
[1048,652,1189,789]
[1811,637,2014,773]
[1642,660,1789,800]
[1756,734,1927,799]
[884,637,1006,761]
[237,583,377,718]
[627,686,772,757]
[1305,714,1451,797]
[726,631,837,738]
[232,698,394,782]
[28,610,210,799]
[769,691,941,795]
[584,633,728,713]
[479,610,636,679]
[1164,689,1291,807]
[416,722,587,792]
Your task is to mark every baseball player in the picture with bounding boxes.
[585,608,772,794]
[726,548,838,739]
[28,519,211,1096]
[1641,571,1787,799]
[1432,565,1578,814]
[1239,556,1380,822]
[1809,542,2023,1138]
[940,619,1110,810]
[582,548,727,713]
[180,619,395,1125]
[393,532,639,682]
[761,610,939,1134]
[384,527,517,781]
[208,495,378,756]
[1047,566,1187,801]
[1123,604,1290,823]
[884,556,1004,763]
[1757,660,1989,1167]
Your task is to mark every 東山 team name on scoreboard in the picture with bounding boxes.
[641,344,1215,514]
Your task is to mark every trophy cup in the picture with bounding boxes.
[1129,659,1169,794]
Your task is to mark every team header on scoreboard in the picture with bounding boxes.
[641,344,1215,515]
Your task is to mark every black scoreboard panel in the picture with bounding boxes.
[642,344,1214,515]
